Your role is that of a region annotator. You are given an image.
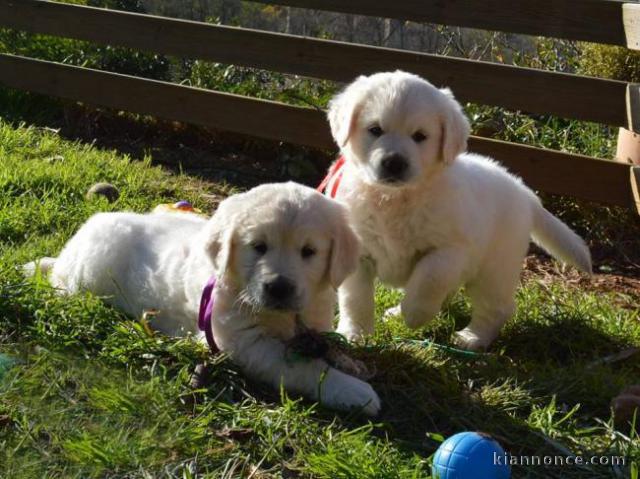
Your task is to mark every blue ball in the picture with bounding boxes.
[432,432,511,479]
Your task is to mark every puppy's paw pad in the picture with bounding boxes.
[341,382,381,416]
[336,327,368,343]
[324,373,381,416]
[454,328,492,351]
[362,395,382,416]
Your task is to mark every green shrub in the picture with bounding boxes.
[577,43,640,82]
[0,29,170,80]
[0,0,169,80]
[187,60,335,107]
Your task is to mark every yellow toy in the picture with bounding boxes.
[153,200,205,216]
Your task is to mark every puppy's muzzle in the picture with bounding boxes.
[262,275,298,310]
[378,154,409,184]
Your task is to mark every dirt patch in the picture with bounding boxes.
[58,106,333,188]
[523,254,640,309]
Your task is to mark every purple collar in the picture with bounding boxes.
[198,275,219,352]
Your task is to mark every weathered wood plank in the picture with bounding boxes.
[468,137,632,207]
[0,0,630,129]
[627,83,640,134]
[0,54,330,149]
[630,166,640,214]
[251,0,633,47]
[0,54,631,207]
[623,3,640,50]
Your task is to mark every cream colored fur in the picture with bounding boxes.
[27,182,380,414]
[326,71,592,350]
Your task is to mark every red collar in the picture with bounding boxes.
[317,156,345,199]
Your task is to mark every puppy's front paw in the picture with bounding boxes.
[322,369,381,416]
[401,298,439,329]
[336,320,372,343]
[336,327,365,343]
[454,327,495,351]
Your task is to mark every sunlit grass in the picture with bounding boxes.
[1,120,639,478]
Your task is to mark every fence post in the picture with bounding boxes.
[618,83,640,164]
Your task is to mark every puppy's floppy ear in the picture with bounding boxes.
[326,205,360,289]
[439,88,471,164]
[327,75,369,148]
[203,203,236,278]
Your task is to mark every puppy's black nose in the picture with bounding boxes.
[380,154,408,180]
[263,276,296,302]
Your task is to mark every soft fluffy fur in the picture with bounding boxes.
[326,71,592,350]
[28,182,380,414]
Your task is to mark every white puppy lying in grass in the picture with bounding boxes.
[323,71,592,351]
[27,182,381,415]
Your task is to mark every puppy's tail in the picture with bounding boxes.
[22,257,57,277]
[531,206,592,274]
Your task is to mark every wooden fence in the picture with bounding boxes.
[0,0,639,208]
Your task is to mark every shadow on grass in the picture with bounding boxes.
[0,89,332,190]
[281,305,637,477]
[336,347,542,477]
[499,314,634,365]
[343,340,630,478]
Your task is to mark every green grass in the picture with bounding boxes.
[1,119,639,478]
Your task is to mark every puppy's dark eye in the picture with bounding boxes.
[253,241,267,256]
[301,245,316,259]
[412,131,427,143]
[368,125,384,138]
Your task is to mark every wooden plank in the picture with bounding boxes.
[627,83,640,133]
[0,53,632,207]
[623,3,640,50]
[251,0,632,47]
[0,0,630,130]
[0,54,330,149]
[468,137,632,207]
[630,166,640,214]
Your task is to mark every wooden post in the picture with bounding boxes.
[623,3,640,50]
[617,83,640,164]
[629,166,640,214]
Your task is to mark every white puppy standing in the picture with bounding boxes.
[28,182,380,415]
[324,71,592,350]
